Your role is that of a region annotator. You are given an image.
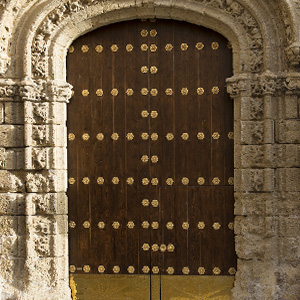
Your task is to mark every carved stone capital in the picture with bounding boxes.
[281,73,300,94]
[226,75,251,98]
[0,80,18,100]
[251,71,278,96]
[285,43,300,67]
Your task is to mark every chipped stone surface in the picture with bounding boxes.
[0,0,299,299]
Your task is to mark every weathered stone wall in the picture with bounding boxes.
[0,0,300,299]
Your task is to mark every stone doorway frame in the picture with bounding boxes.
[1,1,300,299]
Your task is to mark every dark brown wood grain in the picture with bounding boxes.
[67,19,235,278]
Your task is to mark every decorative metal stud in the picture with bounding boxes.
[82,89,89,96]
[96,89,104,97]
[142,266,150,273]
[81,45,89,53]
[141,110,149,117]
[69,265,76,273]
[141,88,149,95]
[212,177,220,185]
[181,43,188,51]
[111,88,119,96]
[151,133,158,141]
[212,86,220,94]
[228,222,234,230]
[167,267,175,275]
[166,222,174,230]
[142,199,150,206]
[150,88,158,96]
[213,222,221,230]
[152,266,159,274]
[126,44,133,52]
[126,177,134,185]
[112,177,120,184]
[182,177,189,185]
[151,111,158,118]
[126,88,134,96]
[160,244,167,252]
[151,199,159,207]
[198,222,205,230]
[213,267,221,275]
[111,133,119,140]
[166,133,174,140]
[82,177,90,184]
[150,29,157,37]
[141,29,148,37]
[167,244,175,252]
[197,177,205,185]
[227,42,232,49]
[151,178,158,185]
[142,243,150,251]
[82,133,90,140]
[182,222,189,230]
[211,42,219,50]
[228,267,236,275]
[68,133,75,141]
[152,244,159,252]
[95,45,103,53]
[112,221,120,229]
[197,132,205,140]
[98,265,105,273]
[166,178,174,186]
[150,66,158,74]
[69,221,76,228]
[165,44,173,51]
[150,44,157,52]
[141,44,148,51]
[196,42,204,50]
[228,177,234,185]
[83,265,91,273]
[98,222,105,229]
[126,133,134,140]
[181,133,189,140]
[212,132,220,139]
[182,267,190,275]
[71,90,75,97]
[110,44,118,52]
[141,155,149,163]
[165,88,173,95]
[142,221,150,229]
[127,221,135,229]
[151,222,159,229]
[151,155,158,163]
[141,132,149,140]
[141,66,148,73]
[69,178,76,185]
[68,46,75,53]
[127,266,135,274]
[198,267,206,275]
[142,178,150,185]
[228,131,234,139]
[113,266,120,274]
[96,133,104,141]
[181,88,189,95]
[83,221,90,228]
[197,87,205,95]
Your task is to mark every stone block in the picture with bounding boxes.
[0,235,26,257]
[5,148,25,169]
[0,170,25,192]
[0,147,4,169]
[240,144,273,168]
[274,144,300,168]
[0,102,3,123]
[26,193,68,215]
[277,192,300,216]
[276,168,300,192]
[26,170,67,193]
[24,102,66,125]
[235,168,274,192]
[24,124,66,147]
[279,237,300,261]
[4,102,24,124]
[0,258,25,286]
[0,216,26,236]
[240,121,264,144]
[278,95,299,119]
[0,125,24,147]
[240,97,264,120]
[279,217,300,237]
[276,120,300,143]
[0,193,25,215]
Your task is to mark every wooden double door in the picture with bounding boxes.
[67,19,236,299]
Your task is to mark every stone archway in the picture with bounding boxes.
[0,1,300,300]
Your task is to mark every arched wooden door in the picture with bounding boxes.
[67,19,236,300]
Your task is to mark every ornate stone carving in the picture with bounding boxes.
[0,83,18,99]
[251,71,278,96]
[226,75,250,97]
[285,44,300,67]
